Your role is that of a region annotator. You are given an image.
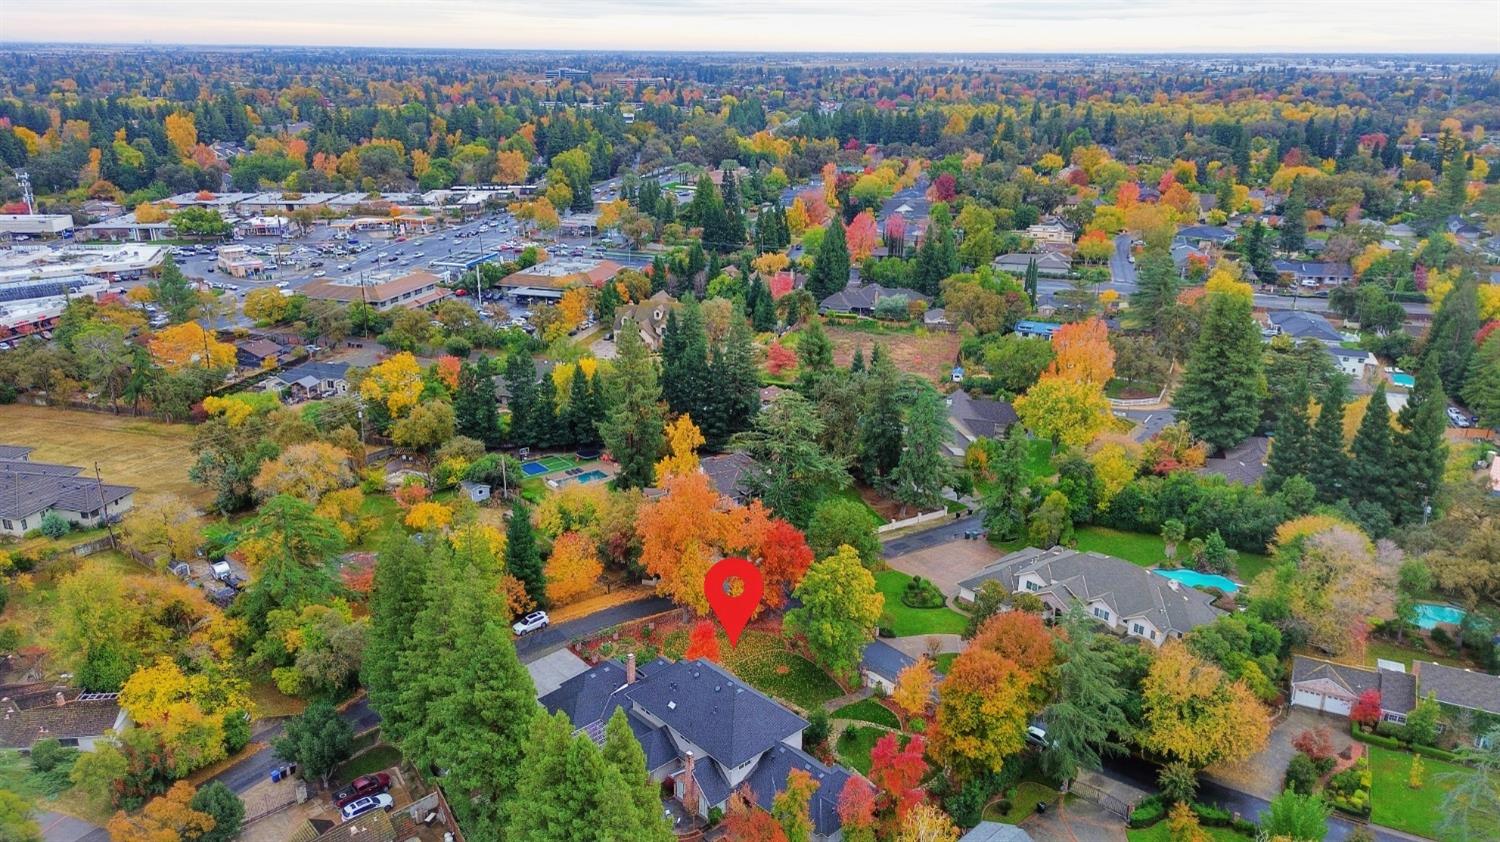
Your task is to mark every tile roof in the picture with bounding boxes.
[1414,661,1500,715]
[958,547,1222,637]
[0,688,125,749]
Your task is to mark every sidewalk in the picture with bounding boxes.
[822,686,872,713]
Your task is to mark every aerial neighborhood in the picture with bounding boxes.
[0,25,1498,842]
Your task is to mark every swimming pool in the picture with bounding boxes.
[1153,569,1240,594]
[574,470,608,483]
[1390,372,1415,388]
[1415,602,1466,629]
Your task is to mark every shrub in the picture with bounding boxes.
[39,512,71,539]
[901,576,946,609]
[1128,795,1165,828]
[1283,753,1319,795]
[804,710,830,750]
[1158,760,1199,805]
[1292,728,1336,763]
[30,738,75,773]
[1373,720,1407,742]
[1191,802,1232,827]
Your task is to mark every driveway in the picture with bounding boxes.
[887,634,966,659]
[36,812,106,842]
[1207,707,1353,801]
[883,535,1000,598]
[526,648,591,696]
[1023,797,1126,842]
[880,514,982,558]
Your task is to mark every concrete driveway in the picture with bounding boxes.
[1023,797,1126,842]
[36,812,105,842]
[884,536,1000,598]
[1208,707,1353,800]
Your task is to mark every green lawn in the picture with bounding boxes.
[836,726,909,775]
[1369,744,1472,840]
[1070,525,1271,584]
[874,570,969,636]
[1364,638,1471,670]
[832,698,900,728]
[722,630,844,711]
[934,652,958,674]
[1127,823,1253,842]
[332,744,403,783]
[828,485,885,525]
[981,781,1059,825]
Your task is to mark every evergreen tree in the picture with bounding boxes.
[888,386,951,513]
[148,257,201,324]
[806,218,850,300]
[1279,177,1307,253]
[1263,378,1312,494]
[649,255,668,294]
[1393,363,1448,524]
[720,169,747,250]
[1418,273,1480,398]
[561,368,594,447]
[532,375,561,449]
[1309,377,1351,503]
[600,324,665,489]
[703,310,760,446]
[1175,289,1266,452]
[504,353,538,447]
[661,299,710,420]
[850,347,865,374]
[602,709,675,841]
[393,542,537,838]
[748,274,776,332]
[1242,220,1276,282]
[981,425,1033,541]
[733,392,851,528]
[363,537,432,748]
[507,498,547,608]
[596,279,622,327]
[1463,332,1500,429]
[795,317,835,393]
[1349,381,1396,515]
[858,345,905,482]
[1023,257,1040,307]
[273,700,352,789]
[453,360,501,447]
[1042,605,1131,782]
[1131,248,1180,338]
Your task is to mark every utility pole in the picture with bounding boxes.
[93,462,118,549]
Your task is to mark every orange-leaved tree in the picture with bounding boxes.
[892,658,936,719]
[147,322,234,371]
[544,531,603,606]
[683,619,721,662]
[869,732,927,821]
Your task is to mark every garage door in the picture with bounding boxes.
[1293,688,1352,716]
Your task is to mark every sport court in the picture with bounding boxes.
[520,454,578,476]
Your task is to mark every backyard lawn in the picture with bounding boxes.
[934,652,958,674]
[836,726,910,775]
[832,698,900,728]
[721,630,844,711]
[1363,637,1472,670]
[981,780,1059,825]
[1070,525,1272,584]
[333,744,404,783]
[874,570,969,636]
[1127,824,1253,842]
[1369,744,1472,839]
[1023,438,1055,480]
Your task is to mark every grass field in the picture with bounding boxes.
[722,630,843,711]
[1070,526,1272,584]
[824,326,962,385]
[981,780,1059,825]
[874,570,969,636]
[934,652,958,674]
[1369,744,1472,839]
[836,726,910,775]
[0,404,208,506]
[333,744,403,783]
[832,698,901,728]
[1363,638,1471,670]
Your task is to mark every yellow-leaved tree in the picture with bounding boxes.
[359,351,424,417]
[1139,641,1269,768]
[544,531,603,605]
[655,414,705,482]
[148,323,234,371]
[892,658,936,719]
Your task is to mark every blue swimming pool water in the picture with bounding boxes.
[575,470,608,483]
[1153,568,1240,593]
[1415,602,1466,629]
[520,461,549,477]
[1390,372,1416,388]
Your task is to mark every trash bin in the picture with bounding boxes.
[270,767,282,783]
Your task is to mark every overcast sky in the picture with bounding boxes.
[6,0,1498,53]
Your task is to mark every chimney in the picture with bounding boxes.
[1167,579,1180,591]
[626,653,637,685]
[681,751,699,810]
[55,691,66,708]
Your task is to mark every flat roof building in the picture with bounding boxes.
[301,268,450,311]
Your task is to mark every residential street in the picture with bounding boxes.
[880,514,982,558]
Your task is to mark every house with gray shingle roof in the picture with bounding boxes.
[946,390,1017,458]
[0,686,130,751]
[860,640,916,694]
[699,452,763,505]
[540,655,870,840]
[1413,661,1500,745]
[957,547,1223,646]
[0,455,135,537]
[818,284,928,317]
[1292,656,1499,745]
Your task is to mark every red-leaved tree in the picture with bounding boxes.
[758,520,814,608]
[929,173,957,202]
[721,785,787,842]
[837,776,877,842]
[845,210,880,262]
[868,733,927,821]
[684,620,721,663]
[1292,727,1337,762]
[1350,689,1383,732]
[766,342,796,375]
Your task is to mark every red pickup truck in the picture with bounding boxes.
[332,773,391,808]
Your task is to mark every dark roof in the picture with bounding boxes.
[744,743,867,838]
[692,757,733,806]
[1267,310,1342,343]
[860,640,916,682]
[699,453,762,501]
[0,460,135,520]
[282,361,349,383]
[625,660,807,768]
[948,390,1018,440]
[960,823,1036,842]
[539,660,631,727]
[819,284,928,313]
[0,446,33,461]
[1272,259,1353,279]
[238,338,283,359]
[0,688,124,749]
[1198,436,1269,485]
[1414,661,1500,715]
[1176,225,1236,244]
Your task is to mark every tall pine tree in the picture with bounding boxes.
[454,360,501,447]
[507,498,547,608]
[1263,377,1312,494]
[806,218,850,300]
[1393,363,1448,525]
[1348,381,1396,515]
[1279,177,1307,253]
[1175,288,1266,452]
[504,353,538,447]
[1308,377,1351,503]
[600,324,665,489]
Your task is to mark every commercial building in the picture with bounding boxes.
[301,269,450,311]
[498,258,623,301]
[0,214,75,238]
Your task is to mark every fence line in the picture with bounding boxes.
[1068,777,1134,819]
[875,508,948,534]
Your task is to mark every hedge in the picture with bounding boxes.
[1191,802,1232,827]
[1350,724,1464,763]
[1128,795,1165,828]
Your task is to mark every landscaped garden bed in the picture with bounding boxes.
[831,698,901,729]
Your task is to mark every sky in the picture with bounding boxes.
[5,0,1499,54]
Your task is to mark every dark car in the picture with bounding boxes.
[333,772,391,808]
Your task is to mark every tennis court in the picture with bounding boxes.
[521,454,580,477]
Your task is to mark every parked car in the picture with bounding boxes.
[313,271,327,278]
[340,793,393,822]
[333,773,391,808]
[512,610,550,636]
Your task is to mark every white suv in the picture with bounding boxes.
[341,793,393,822]
[512,610,550,636]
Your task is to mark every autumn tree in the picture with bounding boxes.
[772,767,817,842]
[655,413,705,481]
[892,659,936,719]
[119,494,203,565]
[893,803,959,842]
[785,545,884,681]
[0,790,42,842]
[544,531,603,605]
[1015,374,1112,448]
[837,777,877,842]
[932,648,1037,780]
[148,322,234,371]
[1139,642,1269,768]
[636,471,728,613]
[845,210,880,262]
[684,619,722,662]
[106,781,214,842]
[721,786,789,842]
[1350,689,1383,732]
[757,519,815,609]
[252,441,355,503]
[869,733,927,821]
[359,351,424,418]
[970,610,1055,678]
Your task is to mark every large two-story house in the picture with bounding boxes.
[541,656,869,840]
[956,547,1224,646]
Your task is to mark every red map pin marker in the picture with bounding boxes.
[704,556,763,647]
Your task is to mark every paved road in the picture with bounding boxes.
[880,514,982,558]
[1109,232,1139,288]
[36,811,106,842]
